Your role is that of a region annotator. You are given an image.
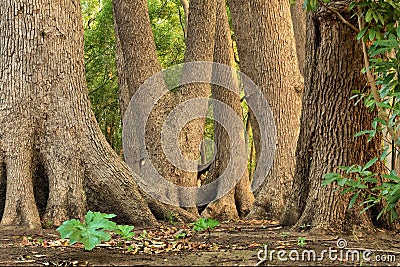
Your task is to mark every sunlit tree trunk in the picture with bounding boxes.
[113,0,199,222]
[234,0,303,220]
[291,0,306,76]
[228,0,261,170]
[0,0,157,228]
[169,0,217,213]
[200,0,254,220]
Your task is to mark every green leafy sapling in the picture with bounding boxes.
[297,237,307,247]
[139,229,148,239]
[190,218,220,242]
[115,225,135,241]
[57,211,117,251]
[191,218,220,232]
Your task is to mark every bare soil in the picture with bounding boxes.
[0,220,399,266]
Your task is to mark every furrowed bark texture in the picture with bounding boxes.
[0,0,156,228]
[281,4,380,233]
[113,0,200,221]
[291,0,306,76]
[244,0,303,220]
[165,0,217,212]
[200,0,254,220]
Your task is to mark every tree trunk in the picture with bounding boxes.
[200,0,254,220]
[113,0,162,119]
[280,3,380,233]
[291,1,306,76]
[241,0,303,220]
[0,0,156,228]
[114,0,217,216]
[113,0,199,221]
[180,0,189,40]
[227,0,261,170]
[158,0,217,213]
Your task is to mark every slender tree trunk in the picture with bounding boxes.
[200,0,254,220]
[113,0,162,119]
[238,0,303,220]
[281,3,380,233]
[291,1,306,76]
[227,0,261,169]
[160,0,217,213]
[0,0,156,228]
[180,0,189,40]
[113,0,199,222]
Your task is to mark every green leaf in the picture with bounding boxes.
[357,27,369,40]
[365,9,373,23]
[380,147,389,161]
[354,130,374,137]
[322,174,338,186]
[369,28,376,40]
[349,191,360,209]
[362,157,378,171]
[116,225,135,240]
[57,219,85,239]
[337,178,348,187]
[56,211,119,251]
[363,177,378,183]
[191,218,220,232]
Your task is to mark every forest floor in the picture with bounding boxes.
[0,220,399,266]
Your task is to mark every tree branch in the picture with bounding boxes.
[357,7,399,145]
[318,0,358,33]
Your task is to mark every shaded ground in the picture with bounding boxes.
[0,220,399,266]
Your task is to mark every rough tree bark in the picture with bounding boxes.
[180,0,189,40]
[162,0,217,213]
[291,0,307,76]
[114,0,217,217]
[0,0,157,228]
[113,0,198,222]
[227,0,261,170]
[200,0,254,220]
[280,3,381,233]
[113,0,161,119]
[241,0,303,220]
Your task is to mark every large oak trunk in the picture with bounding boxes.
[281,4,380,233]
[0,0,156,228]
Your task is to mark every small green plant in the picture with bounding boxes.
[115,225,135,241]
[139,230,148,239]
[299,224,311,230]
[191,218,220,232]
[190,218,220,242]
[297,237,307,247]
[164,211,179,224]
[175,232,187,240]
[281,232,289,238]
[57,211,117,250]
[57,210,136,251]
[42,220,54,229]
